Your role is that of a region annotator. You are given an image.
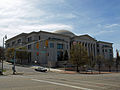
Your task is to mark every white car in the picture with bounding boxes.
[35,66,47,72]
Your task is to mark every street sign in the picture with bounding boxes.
[41,51,46,53]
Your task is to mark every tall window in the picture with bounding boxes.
[109,49,112,53]
[105,49,107,52]
[57,44,63,49]
[39,36,41,40]
[57,51,63,61]
[67,45,68,49]
[7,43,10,47]
[12,41,16,46]
[17,39,21,44]
[50,43,54,48]
[28,37,32,42]
[28,44,32,50]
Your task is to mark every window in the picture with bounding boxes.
[105,49,107,52]
[57,44,63,49]
[97,49,99,53]
[50,43,54,48]
[39,36,41,40]
[109,49,112,53]
[85,43,87,47]
[57,51,63,61]
[97,44,99,47]
[28,37,32,42]
[17,39,21,44]
[67,45,68,49]
[7,43,10,47]
[28,44,32,50]
[12,41,16,46]
[102,49,104,53]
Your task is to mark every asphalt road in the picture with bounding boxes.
[0,62,120,90]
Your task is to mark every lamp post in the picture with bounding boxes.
[13,43,22,75]
[13,49,16,75]
[1,35,7,75]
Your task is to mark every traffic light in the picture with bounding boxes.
[36,42,39,49]
[37,52,39,56]
[45,40,48,47]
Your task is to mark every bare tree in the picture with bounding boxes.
[88,53,96,73]
[5,47,30,64]
[116,49,120,72]
[105,59,113,72]
[70,43,89,72]
[96,55,105,73]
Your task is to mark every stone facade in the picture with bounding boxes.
[6,30,113,67]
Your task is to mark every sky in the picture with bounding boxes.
[0,0,120,57]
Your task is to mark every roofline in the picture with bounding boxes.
[39,30,71,38]
[72,34,97,41]
[97,41,113,44]
[6,30,71,43]
[6,33,27,42]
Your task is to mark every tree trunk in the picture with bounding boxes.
[76,65,79,72]
[98,64,101,74]
[109,65,111,72]
[116,64,118,72]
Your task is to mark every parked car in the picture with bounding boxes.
[35,67,47,72]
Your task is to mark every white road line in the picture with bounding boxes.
[48,79,105,89]
[77,80,120,87]
[31,79,93,90]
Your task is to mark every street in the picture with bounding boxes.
[0,63,120,90]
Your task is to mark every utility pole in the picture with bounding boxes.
[1,35,7,75]
[13,49,16,74]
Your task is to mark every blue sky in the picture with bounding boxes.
[0,0,120,57]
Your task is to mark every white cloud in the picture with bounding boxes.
[17,24,73,32]
[0,24,73,45]
[0,0,72,46]
[89,30,114,36]
[105,24,120,28]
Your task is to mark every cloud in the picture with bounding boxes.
[0,24,73,45]
[105,24,120,28]
[17,24,73,32]
[89,30,114,36]
[0,24,73,34]
[0,0,73,46]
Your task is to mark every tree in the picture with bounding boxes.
[70,43,89,72]
[116,49,120,72]
[5,48,15,60]
[105,59,113,72]
[88,53,96,73]
[0,47,4,61]
[57,51,63,61]
[5,47,30,64]
[96,55,105,73]
[16,50,30,64]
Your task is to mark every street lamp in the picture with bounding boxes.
[13,49,16,75]
[13,43,22,75]
[1,35,7,75]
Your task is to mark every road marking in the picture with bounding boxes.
[46,79,105,89]
[31,79,93,90]
[77,80,120,87]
